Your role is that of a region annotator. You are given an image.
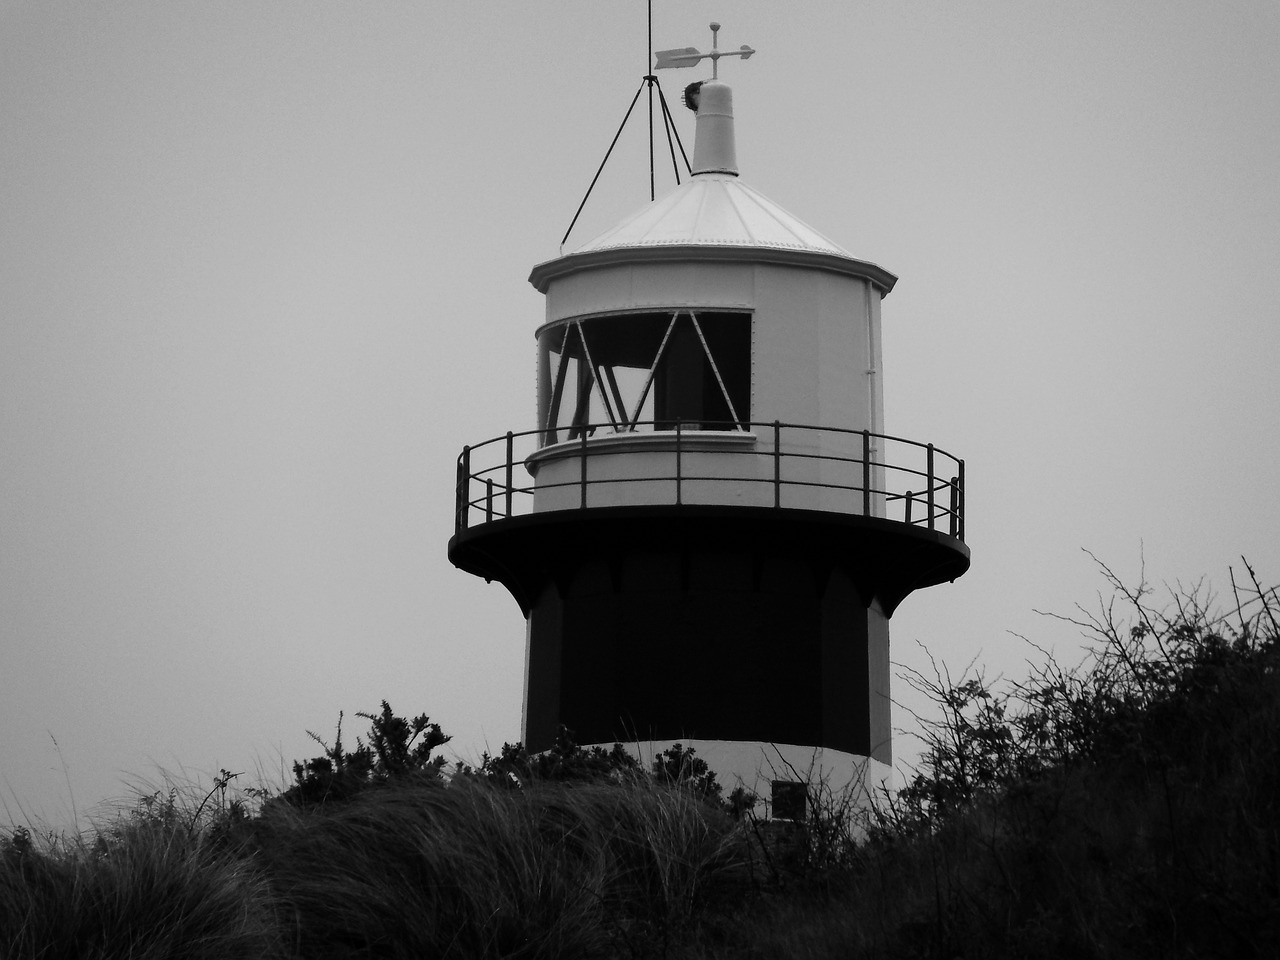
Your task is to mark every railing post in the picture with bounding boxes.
[949,476,959,537]
[905,490,913,525]
[675,420,683,505]
[773,420,782,508]
[457,446,471,532]
[580,429,588,509]
[504,431,514,518]
[957,460,965,541]
[926,443,935,531]
[862,430,871,517]
[485,478,494,523]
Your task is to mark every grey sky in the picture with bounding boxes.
[3,0,1279,828]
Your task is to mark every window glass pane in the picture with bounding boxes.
[537,310,751,444]
[654,319,707,428]
[694,312,751,427]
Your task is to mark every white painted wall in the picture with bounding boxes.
[588,737,894,820]
[528,432,771,512]
[534,257,888,516]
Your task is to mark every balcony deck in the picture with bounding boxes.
[449,421,969,615]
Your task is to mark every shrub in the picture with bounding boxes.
[473,726,643,787]
[858,556,1280,958]
[278,701,450,807]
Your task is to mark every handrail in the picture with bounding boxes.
[453,420,965,541]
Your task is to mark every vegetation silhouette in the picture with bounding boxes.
[3,559,1277,958]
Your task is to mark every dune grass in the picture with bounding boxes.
[2,771,747,960]
[1,816,281,960]
[251,775,745,959]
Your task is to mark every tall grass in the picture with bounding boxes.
[3,772,744,960]
[257,778,612,958]
[254,775,742,959]
[0,816,281,959]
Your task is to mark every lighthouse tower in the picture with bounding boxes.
[449,40,969,805]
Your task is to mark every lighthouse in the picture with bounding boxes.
[449,30,969,807]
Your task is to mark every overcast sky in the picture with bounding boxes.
[4,0,1279,829]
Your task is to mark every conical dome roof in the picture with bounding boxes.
[571,172,852,258]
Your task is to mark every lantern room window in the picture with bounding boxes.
[537,310,751,445]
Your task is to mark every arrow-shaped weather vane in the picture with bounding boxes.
[654,22,755,80]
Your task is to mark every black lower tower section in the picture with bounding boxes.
[449,505,969,764]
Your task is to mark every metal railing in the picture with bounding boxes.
[454,421,964,540]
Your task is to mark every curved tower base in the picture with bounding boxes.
[451,504,970,787]
[523,546,894,763]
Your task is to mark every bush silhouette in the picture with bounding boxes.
[278,701,450,807]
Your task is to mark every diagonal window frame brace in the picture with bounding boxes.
[601,365,629,430]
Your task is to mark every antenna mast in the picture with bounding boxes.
[559,3,694,250]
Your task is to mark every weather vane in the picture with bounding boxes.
[654,22,755,80]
